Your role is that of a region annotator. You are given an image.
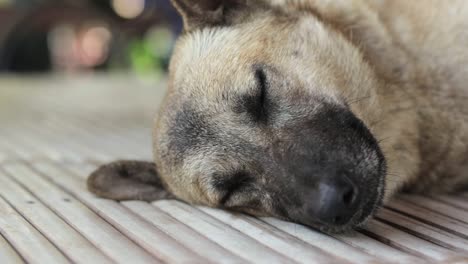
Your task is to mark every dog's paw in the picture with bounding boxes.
[87,160,173,201]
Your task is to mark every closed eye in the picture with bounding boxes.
[233,67,269,122]
[232,66,270,123]
[253,68,268,122]
[256,68,267,114]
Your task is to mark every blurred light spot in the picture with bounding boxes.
[48,24,80,71]
[80,26,112,66]
[48,24,112,72]
[0,0,11,7]
[112,0,145,19]
[145,26,174,58]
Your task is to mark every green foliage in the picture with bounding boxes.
[128,26,174,79]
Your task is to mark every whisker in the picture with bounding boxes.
[347,95,372,105]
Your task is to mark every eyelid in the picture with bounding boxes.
[253,68,268,122]
[231,67,270,122]
[255,68,267,107]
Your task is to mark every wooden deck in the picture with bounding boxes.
[1,75,468,263]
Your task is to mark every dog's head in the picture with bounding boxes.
[92,0,387,233]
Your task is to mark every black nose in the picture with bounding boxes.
[315,176,360,226]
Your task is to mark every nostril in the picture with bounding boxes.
[333,216,342,224]
[314,177,361,226]
[342,186,355,206]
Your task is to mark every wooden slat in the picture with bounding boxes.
[0,196,69,263]
[377,209,468,251]
[51,119,150,161]
[0,233,24,264]
[0,137,21,163]
[17,120,107,163]
[400,195,468,224]
[4,124,81,163]
[29,162,206,263]
[65,162,103,180]
[1,163,159,264]
[4,126,64,161]
[0,151,7,163]
[387,199,468,238]
[122,201,247,263]
[436,195,468,211]
[200,206,345,264]
[0,170,113,264]
[32,119,115,162]
[334,230,425,264]
[154,200,295,263]
[0,135,35,161]
[45,117,120,161]
[261,217,422,264]
[362,220,468,262]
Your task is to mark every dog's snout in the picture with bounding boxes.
[313,177,360,226]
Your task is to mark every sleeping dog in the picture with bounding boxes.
[88,0,468,232]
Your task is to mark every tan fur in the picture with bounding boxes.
[161,0,468,200]
[157,3,381,206]
[88,0,468,231]
[278,0,468,197]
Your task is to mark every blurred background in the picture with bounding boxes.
[0,0,184,162]
[0,0,182,78]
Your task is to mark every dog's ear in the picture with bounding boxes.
[87,160,174,201]
[171,0,244,31]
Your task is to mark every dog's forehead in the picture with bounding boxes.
[174,30,263,80]
[168,15,306,84]
[168,14,351,95]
